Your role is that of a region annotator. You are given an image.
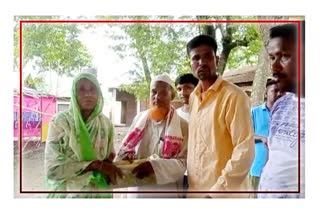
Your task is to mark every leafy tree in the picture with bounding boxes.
[101,16,199,99]
[100,16,269,100]
[14,16,92,77]
[197,16,262,74]
[23,73,48,92]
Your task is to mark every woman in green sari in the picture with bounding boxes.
[44,72,122,198]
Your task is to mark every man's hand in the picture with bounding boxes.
[122,153,135,163]
[260,137,269,149]
[99,162,123,185]
[255,136,268,148]
[104,153,115,163]
[260,137,268,145]
[132,161,154,179]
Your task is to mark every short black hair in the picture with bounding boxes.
[187,35,218,56]
[175,73,199,87]
[266,77,278,88]
[269,24,298,42]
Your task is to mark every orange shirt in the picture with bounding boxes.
[187,76,254,198]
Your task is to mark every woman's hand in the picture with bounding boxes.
[99,162,123,185]
[83,160,102,172]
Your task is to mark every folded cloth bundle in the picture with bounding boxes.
[111,155,159,188]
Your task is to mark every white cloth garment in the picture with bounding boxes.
[176,107,190,123]
[151,73,175,89]
[116,109,188,198]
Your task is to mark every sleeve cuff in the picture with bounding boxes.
[149,159,162,185]
[208,177,226,194]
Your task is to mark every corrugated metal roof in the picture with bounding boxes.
[14,87,54,97]
[223,65,256,84]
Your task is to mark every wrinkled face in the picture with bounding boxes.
[176,83,196,105]
[76,78,99,112]
[268,37,297,93]
[150,81,173,110]
[189,45,218,81]
[266,84,281,106]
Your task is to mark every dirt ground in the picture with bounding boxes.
[14,126,129,198]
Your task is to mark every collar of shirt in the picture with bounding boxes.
[261,102,269,111]
[194,75,223,104]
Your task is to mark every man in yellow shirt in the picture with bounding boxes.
[186,35,255,198]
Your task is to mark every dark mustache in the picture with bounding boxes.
[199,65,209,70]
[273,73,288,79]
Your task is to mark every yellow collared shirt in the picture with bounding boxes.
[187,76,254,198]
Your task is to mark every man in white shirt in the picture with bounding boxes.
[174,73,198,196]
[258,23,305,198]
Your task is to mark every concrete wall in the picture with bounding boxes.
[115,90,137,126]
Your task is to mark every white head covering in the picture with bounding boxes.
[151,74,175,89]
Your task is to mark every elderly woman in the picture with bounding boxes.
[45,72,122,198]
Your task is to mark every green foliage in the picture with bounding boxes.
[101,16,198,99]
[226,24,263,69]
[195,16,262,72]
[14,16,92,77]
[100,16,263,98]
[119,78,150,100]
[24,74,48,92]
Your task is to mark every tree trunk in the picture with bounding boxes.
[217,47,231,74]
[251,48,270,107]
[251,19,279,107]
[141,53,151,85]
[202,24,216,40]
